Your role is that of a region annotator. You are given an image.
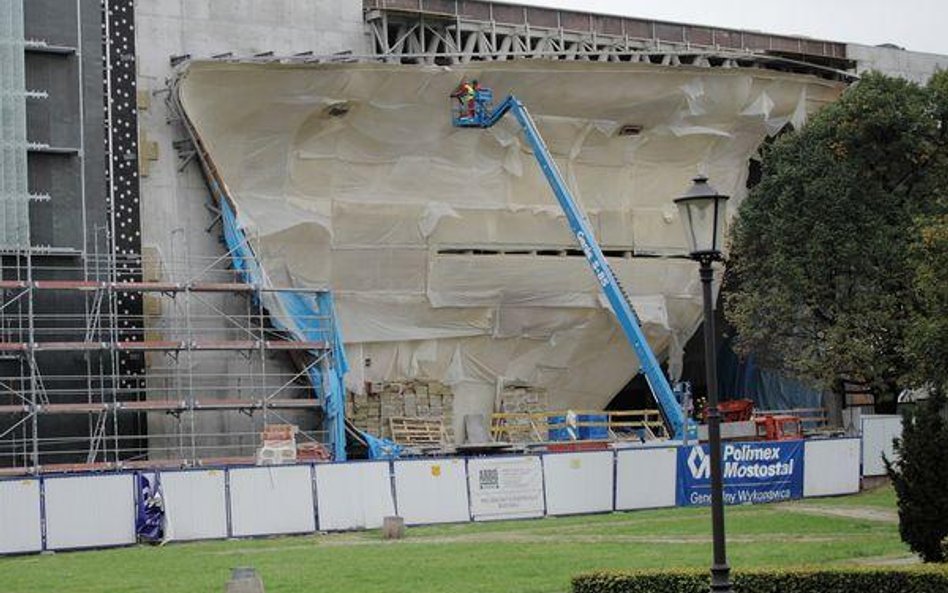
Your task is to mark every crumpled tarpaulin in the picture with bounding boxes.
[135,473,164,543]
[177,60,844,438]
[360,430,404,460]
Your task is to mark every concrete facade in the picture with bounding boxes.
[134,1,368,455]
[849,43,948,84]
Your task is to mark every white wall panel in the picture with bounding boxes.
[468,456,544,521]
[393,459,468,525]
[615,447,677,510]
[0,479,42,554]
[229,465,315,537]
[804,438,861,497]
[44,474,135,550]
[160,470,228,541]
[542,452,614,516]
[315,462,395,531]
[861,415,902,477]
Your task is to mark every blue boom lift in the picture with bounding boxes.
[451,84,694,440]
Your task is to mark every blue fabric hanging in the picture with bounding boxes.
[135,473,165,543]
[718,337,824,410]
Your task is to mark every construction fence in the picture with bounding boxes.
[0,437,860,554]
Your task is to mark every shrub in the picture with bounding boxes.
[571,568,948,593]
[886,389,948,562]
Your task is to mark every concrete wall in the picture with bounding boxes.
[849,44,948,84]
[134,2,369,456]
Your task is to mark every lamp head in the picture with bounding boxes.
[674,175,729,262]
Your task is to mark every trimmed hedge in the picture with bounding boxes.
[572,568,948,593]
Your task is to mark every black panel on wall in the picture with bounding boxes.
[103,0,145,441]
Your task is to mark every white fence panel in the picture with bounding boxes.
[315,462,395,531]
[0,479,42,554]
[229,465,315,537]
[542,451,614,516]
[393,459,468,525]
[468,456,544,521]
[804,438,861,497]
[44,474,135,550]
[160,470,228,541]
[615,447,677,510]
[861,415,902,477]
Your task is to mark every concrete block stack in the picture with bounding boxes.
[499,385,548,413]
[347,381,454,440]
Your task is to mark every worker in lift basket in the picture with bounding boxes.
[451,79,479,119]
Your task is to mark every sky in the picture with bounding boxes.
[500,0,948,56]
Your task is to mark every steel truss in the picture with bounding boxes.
[363,1,854,80]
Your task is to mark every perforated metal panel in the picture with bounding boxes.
[102,0,145,404]
[0,0,31,248]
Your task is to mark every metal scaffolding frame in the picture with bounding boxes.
[0,250,338,475]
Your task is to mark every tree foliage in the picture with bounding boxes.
[904,215,948,389]
[886,389,948,562]
[725,71,948,402]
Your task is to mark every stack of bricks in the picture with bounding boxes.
[347,380,454,440]
[499,384,548,413]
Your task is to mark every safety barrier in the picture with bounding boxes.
[393,458,469,525]
[160,470,228,541]
[615,446,678,510]
[0,480,41,554]
[44,474,136,551]
[315,462,394,531]
[861,415,902,477]
[542,451,614,516]
[0,437,862,554]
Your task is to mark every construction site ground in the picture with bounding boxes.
[0,486,920,593]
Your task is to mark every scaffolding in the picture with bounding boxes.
[0,249,342,475]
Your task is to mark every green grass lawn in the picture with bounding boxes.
[0,486,910,593]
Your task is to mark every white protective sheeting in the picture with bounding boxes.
[542,451,614,515]
[160,470,228,541]
[44,474,135,550]
[178,61,843,436]
[393,458,469,525]
[229,465,316,537]
[615,446,678,510]
[0,479,42,554]
[468,455,544,521]
[861,415,902,477]
[314,461,395,530]
[803,438,861,497]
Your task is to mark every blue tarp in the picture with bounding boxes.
[718,338,824,411]
[360,430,403,460]
[218,194,348,461]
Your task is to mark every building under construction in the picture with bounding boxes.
[1,0,945,474]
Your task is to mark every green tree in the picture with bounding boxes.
[903,216,948,389]
[885,389,948,562]
[725,71,948,411]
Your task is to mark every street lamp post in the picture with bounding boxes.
[675,176,733,593]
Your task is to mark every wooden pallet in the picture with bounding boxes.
[490,409,667,443]
[389,416,446,446]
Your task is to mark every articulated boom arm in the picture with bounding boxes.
[453,90,690,440]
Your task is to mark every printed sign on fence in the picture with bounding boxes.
[676,440,804,507]
[468,456,544,521]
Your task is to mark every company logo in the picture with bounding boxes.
[686,444,795,481]
[688,445,710,479]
